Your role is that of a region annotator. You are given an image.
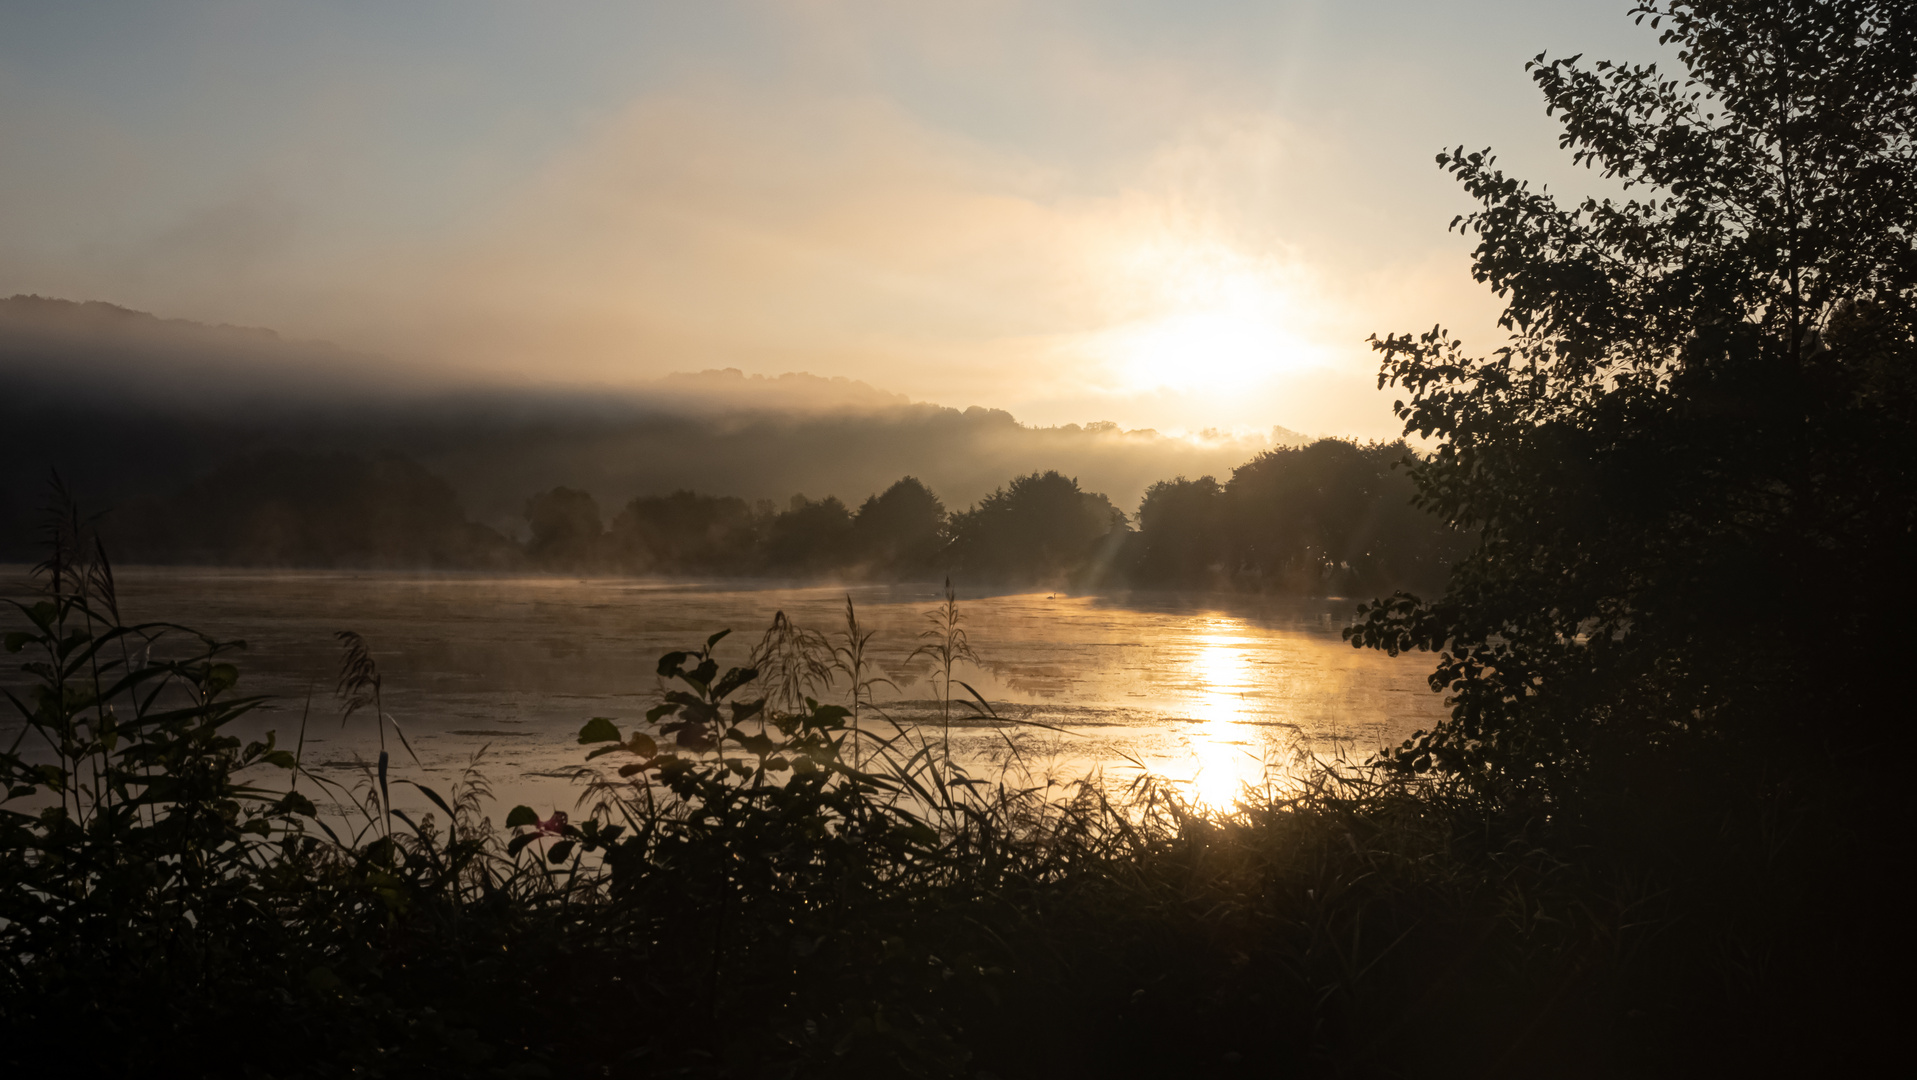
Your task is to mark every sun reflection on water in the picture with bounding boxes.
[1182,625,1274,811]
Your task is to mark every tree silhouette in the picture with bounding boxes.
[104,449,511,567]
[523,486,604,571]
[1224,440,1463,596]
[850,475,946,577]
[1349,0,1916,797]
[949,470,1125,586]
[1126,441,1468,595]
[1134,475,1225,586]
[609,489,761,574]
[761,494,854,576]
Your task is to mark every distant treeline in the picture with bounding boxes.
[84,437,1467,594]
[3,294,1293,546]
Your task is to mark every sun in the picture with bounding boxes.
[1116,308,1290,391]
[1096,243,1321,396]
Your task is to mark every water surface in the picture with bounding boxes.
[2,568,1448,816]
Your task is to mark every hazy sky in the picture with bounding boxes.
[0,1,1662,438]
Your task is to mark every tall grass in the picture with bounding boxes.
[907,578,978,763]
[829,596,895,767]
[1,506,1877,1077]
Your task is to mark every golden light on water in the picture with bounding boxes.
[1181,625,1273,811]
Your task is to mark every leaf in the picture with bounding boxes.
[3,631,34,653]
[713,665,757,699]
[626,732,657,758]
[804,703,851,731]
[547,839,576,863]
[309,815,343,846]
[505,805,539,829]
[386,715,421,765]
[705,629,731,650]
[405,780,456,820]
[578,717,622,744]
[732,730,777,758]
[207,663,240,694]
[507,833,537,857]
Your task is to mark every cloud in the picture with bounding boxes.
[0,294,1298,549]
[0,0,1547,442]
[319,83,1412,438]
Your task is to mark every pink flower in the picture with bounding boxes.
[536,810,569,836]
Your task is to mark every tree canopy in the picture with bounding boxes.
[1351,0,1916,797]
[523,486,604,571]
[1132,441,1467,595]
[947,471,1126,587]
[850,476,946,576]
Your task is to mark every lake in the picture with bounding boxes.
[1,567,1449,817]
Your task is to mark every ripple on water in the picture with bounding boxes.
[0,568,1448,816]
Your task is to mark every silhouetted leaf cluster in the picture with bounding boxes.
[1349,0,1915,808]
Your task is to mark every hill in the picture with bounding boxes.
[0,295,1302,552]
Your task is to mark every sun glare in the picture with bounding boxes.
[1098,243,1322,396]
[1182,628,1269,812]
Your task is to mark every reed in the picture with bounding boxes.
[829,596,896,767]
[0,511,1877,1076]
[907,577,979,763]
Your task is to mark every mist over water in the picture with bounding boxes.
[0,296,1300,556]
[0,567,1446,817]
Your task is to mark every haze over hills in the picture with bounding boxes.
[0,295,1308,553]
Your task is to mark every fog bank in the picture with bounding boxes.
[1,296,1301,551]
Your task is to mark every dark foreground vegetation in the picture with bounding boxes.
[3,2,1910,1076]
[1,536,1885,1079]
